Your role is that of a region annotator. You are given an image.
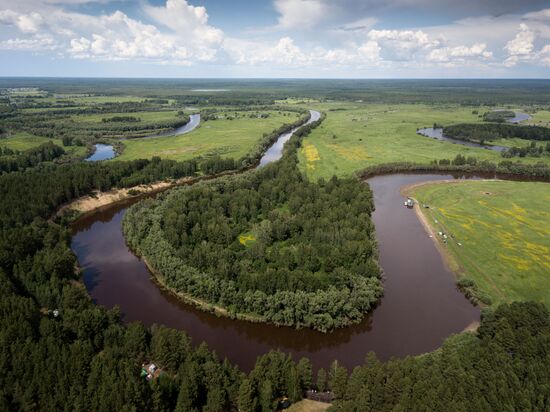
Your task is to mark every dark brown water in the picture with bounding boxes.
[71,172,480,372]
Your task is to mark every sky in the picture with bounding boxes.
[0,0,549,78]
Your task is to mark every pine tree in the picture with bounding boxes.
[329,361,348,400]
[296,358,313,390]
[237,378,256,412]
[259,379,274,412]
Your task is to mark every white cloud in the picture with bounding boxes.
[274,0,330,29]
[0,9,43,33]
[503,23,550,67]
[144,0,222,45]
[358,40,381,61]
[504,23,535,56]
[224,36,309,65]
[427,43,492,62]
[0,1,224,64]
[538,44,550,66]
[0,35,57,50]
[366,29,439,61]
[0,0,548,75]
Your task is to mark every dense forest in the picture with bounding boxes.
[443,123,550,144]
[0,141,66,173]
[124,160,382,331]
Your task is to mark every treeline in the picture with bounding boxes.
[443,123,550,144]
[357,158,550,179]
[502,141,550,158]
[0,141,65,173]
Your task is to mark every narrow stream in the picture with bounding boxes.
[72,110,480,371]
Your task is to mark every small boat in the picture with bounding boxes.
[404,198,414,208]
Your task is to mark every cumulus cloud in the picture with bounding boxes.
[0,0,548,75]
[144,0,222,45]
[504,23,535,56]
[502,23,550,67]
[0,0,224,64]
[366,29,439,61]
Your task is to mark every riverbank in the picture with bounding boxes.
[58,179,183,217]
[402,180,462,275]
[142,256,265,324]
[406,179,550,307]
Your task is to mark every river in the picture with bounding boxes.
[72,110,480,371]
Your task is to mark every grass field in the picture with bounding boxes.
[297,103,550,180]
[529,110,550,127]
[117,110,301,162]
[408,180,550,307]
[0,132,86,157]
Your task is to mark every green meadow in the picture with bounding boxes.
[297,103,550,180]
[409,180,550,307]
[117,110,301,162]
[0,132,86,157]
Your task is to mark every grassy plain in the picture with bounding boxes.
[529,110,550,127]
[409,180,550,307]
[0,132,86,157]
[297,103,550,180]
[117,110,301,162]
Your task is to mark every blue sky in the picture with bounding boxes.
[0,0,549,78]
